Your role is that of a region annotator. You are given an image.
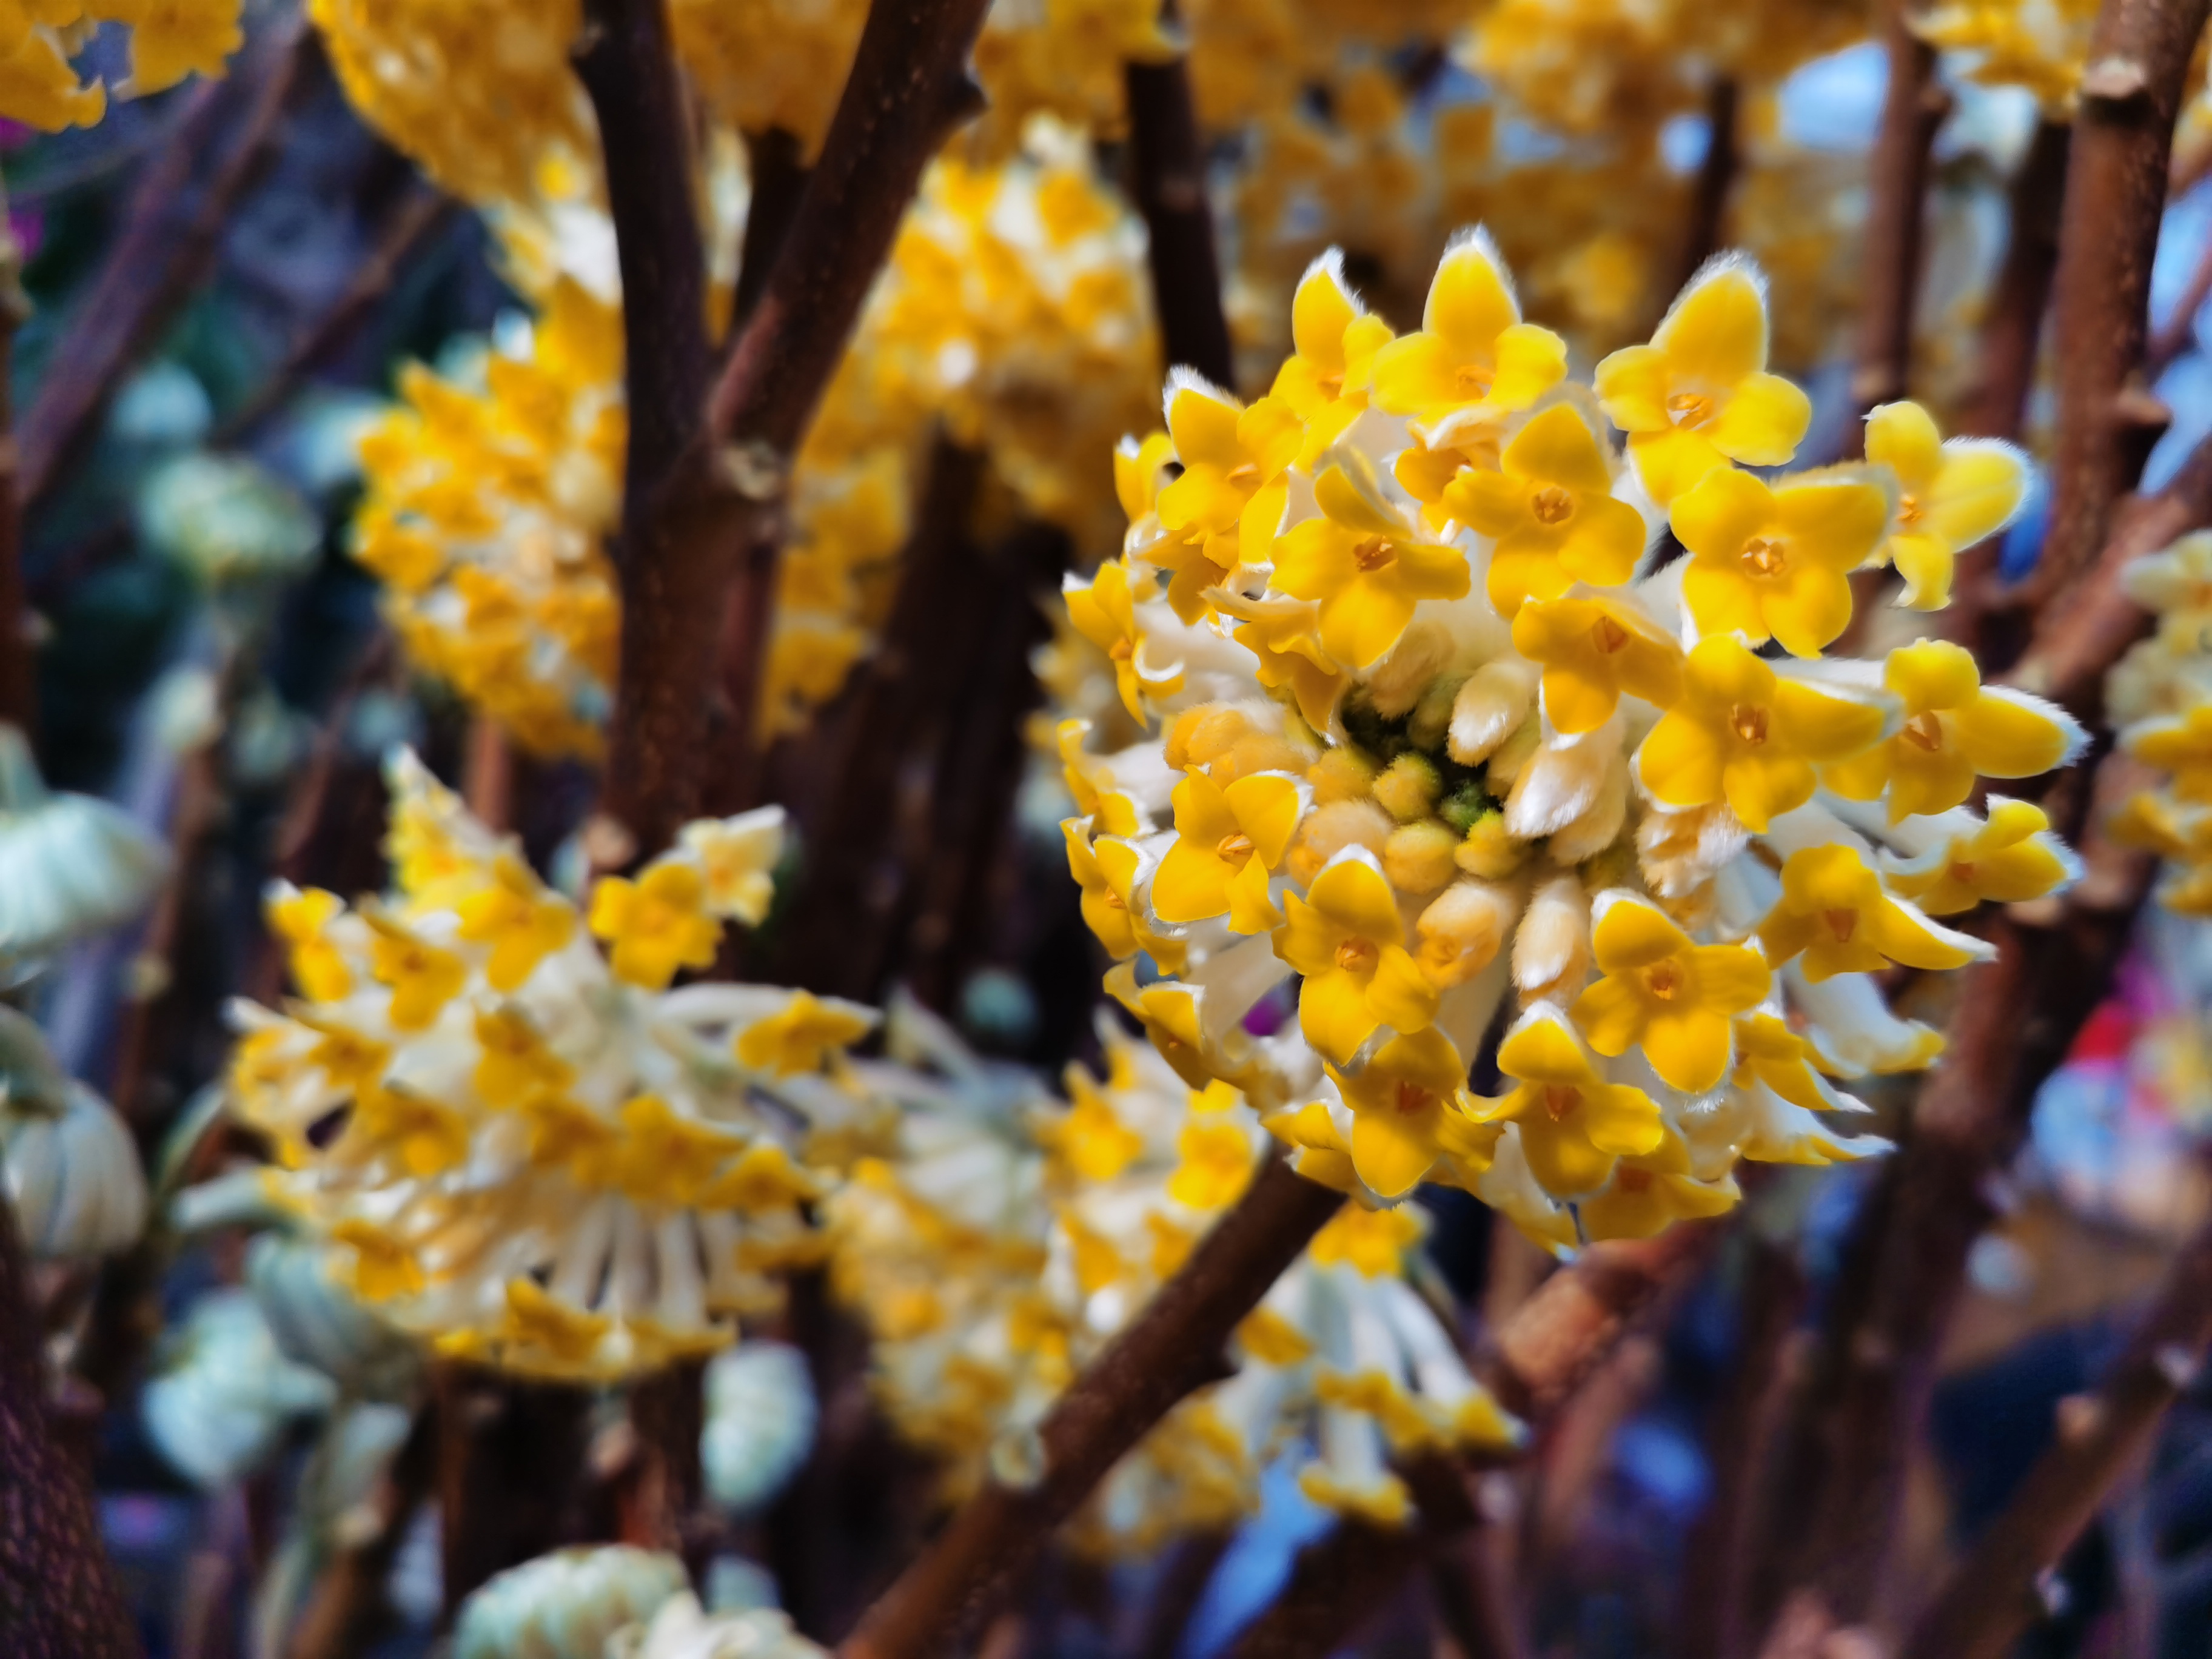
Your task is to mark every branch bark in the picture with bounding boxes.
[1962,118,2071,443]
[1850,1,1951,424]
[1125,41,1235,389]
[18,15,310,511]
[2034,0,2212,602]
[592,0,991,860]
[839,1154,1346,1659]
[1669,78,1740,306]
[732,127,811,337]
[286,1400,440,1659]
[0,1192,140,1658]
[1898,1186,2212,1659]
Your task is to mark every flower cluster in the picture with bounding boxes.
[226,749,880,1381]
[1916,0,2106,111]
[2109,532,2212,917]
[350,278,626,759]
[832,995,1518,1543]
[0,0,240,130]
[1056,240,2086,1245]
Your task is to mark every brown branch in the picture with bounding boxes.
[0,1193,141,1658]
[214,181,457,449]
[18,16,312,511]
[285,1401,440,1659]
[2034,0,2211,603]
[461,714,514,833]
[732,127,811,337]
[593,0,992,860]
[0,231,32,736]
[1125,38,1235,389]
[1669,78,1740,305]
[1850,1,1951,424]
[1220,1222,1724,1659]
[1963,118,2071,443]
[839,1154,1347,1659]
[434,1362,597,1617]
[1899,1183,2212,1659]
[1744,765,2157,1637]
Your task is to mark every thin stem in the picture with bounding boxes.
[0,1191,141,1658]
[1125,36,1235,389]
[2036,0,2212,603]
[839,1154,1347,1659]
[1963,118,2071,443]
[1901,1182,2212,1659]
[1849,1,1951,424]
[1669,77,1740,304]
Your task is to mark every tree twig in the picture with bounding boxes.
[1669,78,1740,306]
[285,1400,440,1659]
[18,15,312,511]
[1850,0,1951,424]
[1125,31,1235,389]
[590,0,992,862]
[1963,117,2071,443]
[0,1192,140,1658]
[732,127,811,337]
[839,1154,1347,1659]
[2034,0,2211,603]
[1900,1179,2212,1659]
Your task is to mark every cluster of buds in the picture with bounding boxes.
[1057,238,2087,1245]
[2110,532,2212,917]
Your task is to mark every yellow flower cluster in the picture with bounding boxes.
[671,0,871,159]
[2109,532,2212,917]
[1057,239,2087,1245]
[0,0,240,130]
[352,279,626,760]
[228,749,880,1382]
[1916,0,2105,112]
[831,996,1519,1542]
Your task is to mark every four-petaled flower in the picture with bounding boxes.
[1272,455,1471,668]
[1152,770,1305,933]
[363,910,468,1030]
[2124,705,2212,801]
[1863,401,2029,610]
[1470,1007,1666,1197]
[1276,850,1439,1065]
[1877,798,2080,914]
[1512,591,1684,734]
[1063,557,1185,722]
[454,854,577,991]
[1269,250,1396,466]
[1330,1025,1487,1198]
[1570,895,1771,1093]
[587,860,722,990]
[1442,404,1646,617]
[1595,258,1812,503]
[1670,466,1891,657]
[734,988,877,1076]
[1156,375,1304,579]
[679,807,786,925]
[270,885,352,1003]
[1755,844,1992,981]
[1371,229,1568,431]
[1635,637,1895,831]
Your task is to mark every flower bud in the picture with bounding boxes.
[1449,659,1540,763]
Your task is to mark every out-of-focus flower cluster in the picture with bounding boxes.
[2110,532,2212,918]
[0,0,240,131]
[1055,239,2086,1245]
[833,996,1520,1542]
[224,749,880,1381]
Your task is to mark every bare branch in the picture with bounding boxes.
[1850,1,1951,423]
[1125,41,1235,389]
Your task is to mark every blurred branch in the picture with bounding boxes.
[434,1362,595,1616]
[1125,26,1235,389]
[0,218,32,736]
[19,15,313,512]
[1220,1222,1726,1659]
[1963,116,2071,443]
[1667,77,1739,305]
[1900,1182,2212,1659]
[2034,0,2211,602]
[0,1192,141,1658]
[1745,763,2159,1637]
[840,1154,1347,1659]
[731,127,810,337]
[286,1401,440,1659]
[589,0,991,861]
[1849,0,1950,424]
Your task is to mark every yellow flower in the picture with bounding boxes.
[1057,720,1144,837]
[2123,705,2212,801]
[1731,1013,1845,1112]
[1272,455,1471,669]
[1269,250,1396,465]
[298,1015,389,1092]
[484,1278,611,1369]
[1569,896,1770,1093]
[1167,1115,1256,1210]
[1370,230,1567,431]
[1151,770,1305,933]
[363,911,467,1030]
[1669,466,1890,657]
[331,1218,423,1302]
[734,989,877,1075]
[269,885,353,1002]
[1329,1026,1485,1198]
[349,1084,470,1177]
[1308,1202,1425,1276]
[519,1093,623,1183]
[678,808,786,924]
[1595,260,1812,504]
[1063,819,1146,958]
[1156,377,1305,577]
[2107,787,2212,862]
[454,854,577,992]
[1635,637,1894,831]
[1578,1158,1740,1241]
[1441,404,1645,617]
[1275,851,1440,1065]
[1823,640,2085,821]
[471,1008,574,1108]
[1063,558,1184,722]
[1863,401,2029,610]
[694,1141,823,1211]
[1211,590,1350,731]
[607,1093,751,1206]
[1878,798,2080,915]
[1471,1007,1664,1197]
[587,861,722,990]
[1755,844,1992,981]
[1512,592,1684,734]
